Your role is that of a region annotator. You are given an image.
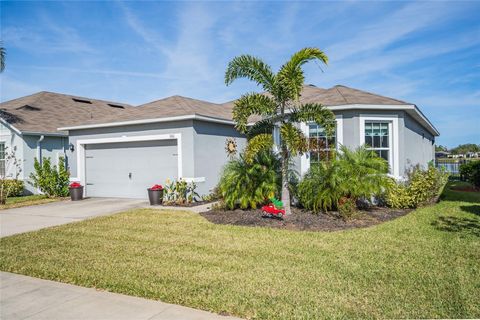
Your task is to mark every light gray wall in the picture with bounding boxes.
[403,113,435,172]
[22,135,68,194]
[293,109,434,177]
[193,120,246,195]
[67,120,196,187]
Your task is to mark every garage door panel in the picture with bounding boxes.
[85,140,178,199]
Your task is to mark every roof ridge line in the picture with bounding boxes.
[334,86,349,104]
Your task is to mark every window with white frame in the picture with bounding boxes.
[364,122,390,162]
[0,142,5,177]
[308,123,336,164]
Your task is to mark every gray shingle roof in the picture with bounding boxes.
[0,85,412,134]
[0,91,134,134]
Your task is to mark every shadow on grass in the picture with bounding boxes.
[432,205,480,237]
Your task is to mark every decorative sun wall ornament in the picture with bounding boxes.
[225,137,238,157]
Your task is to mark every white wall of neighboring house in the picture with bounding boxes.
[0,122,24,181]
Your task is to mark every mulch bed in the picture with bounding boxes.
[161,200,211,207]
[200,206,411,232]
[450,185,479,193]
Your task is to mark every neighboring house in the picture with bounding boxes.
[435,151,451,158]
[1,85,439,198]
[0,91,134,194]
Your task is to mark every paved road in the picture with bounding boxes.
[0,272,240,320]
[0,198,146,237]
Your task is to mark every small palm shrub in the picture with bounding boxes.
[460,160,480,188]
[385,165,449,209]
[29,157,70,198]
[297,145,389,213]
[218,150,280,209]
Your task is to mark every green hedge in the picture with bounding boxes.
[459,160,480,188]
[0,179,24,197]
[385,166,449,209]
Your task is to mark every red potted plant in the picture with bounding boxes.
[147,184,164,205]
[69,182,84,201]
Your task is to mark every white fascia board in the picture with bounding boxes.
[327,104,439,137]
[58,114,236,131]
[0,118,22,135]
[22,131,68,137]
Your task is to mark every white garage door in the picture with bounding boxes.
[84,140,178,199]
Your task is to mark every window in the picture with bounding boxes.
[309,123,336,164]
[0,142,5,177]
[364,122,389,161]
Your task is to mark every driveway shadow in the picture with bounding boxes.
[431,205,480,237]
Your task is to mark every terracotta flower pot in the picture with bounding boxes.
[147,188,164,205]
[69,186,84,201]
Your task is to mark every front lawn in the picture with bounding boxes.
[1,183,479,319]
[0,195,63,210]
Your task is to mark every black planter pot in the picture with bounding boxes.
[69,186,84,201]
[148,189,164,205]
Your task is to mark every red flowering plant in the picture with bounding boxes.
[149,184,164,191]
[69,182,82,189]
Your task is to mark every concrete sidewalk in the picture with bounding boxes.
[1,272,240,320]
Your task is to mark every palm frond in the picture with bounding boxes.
[233,93,276,133]
[225,55,276,92]
[277,47,328,100]
[290,103,336,136]
[0,43,5,72]
[246,118,274,140]
[244,133,273,163]
[280,123,308,156]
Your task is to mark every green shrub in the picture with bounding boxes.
[29,157,70,198]
[163,179,199,204]
[460,160,480,188]
[0,179,24,201]
[297,146,389,213]
[218,150,280,210]
[385,165,449,209]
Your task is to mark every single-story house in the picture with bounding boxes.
[0,85,439,198]
[0,91,135,194]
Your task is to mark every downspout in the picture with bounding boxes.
[36,135,45,165]
[36,135,45,194]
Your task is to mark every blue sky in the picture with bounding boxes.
[1,1,479,148]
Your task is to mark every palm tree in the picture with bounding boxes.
[225,47,336,215]
[0,42,5,72]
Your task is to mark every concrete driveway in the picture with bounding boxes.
[0,198,147,237]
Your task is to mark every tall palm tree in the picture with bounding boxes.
[225,47,336,215]
[0,42,5,72]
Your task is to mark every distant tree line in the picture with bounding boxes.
[436,143,480,154]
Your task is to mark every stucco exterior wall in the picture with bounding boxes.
[294,109,435,177]
[22,135,68,194]
[403,113,435,172]
[67,120,196,188]
[193,120,246,195]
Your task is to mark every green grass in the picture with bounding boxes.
[0,195,63,210]
[1,183,479,319]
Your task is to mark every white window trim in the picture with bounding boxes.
[359,114,400,178]
[75,133,182,195]
[300,115,343,176]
